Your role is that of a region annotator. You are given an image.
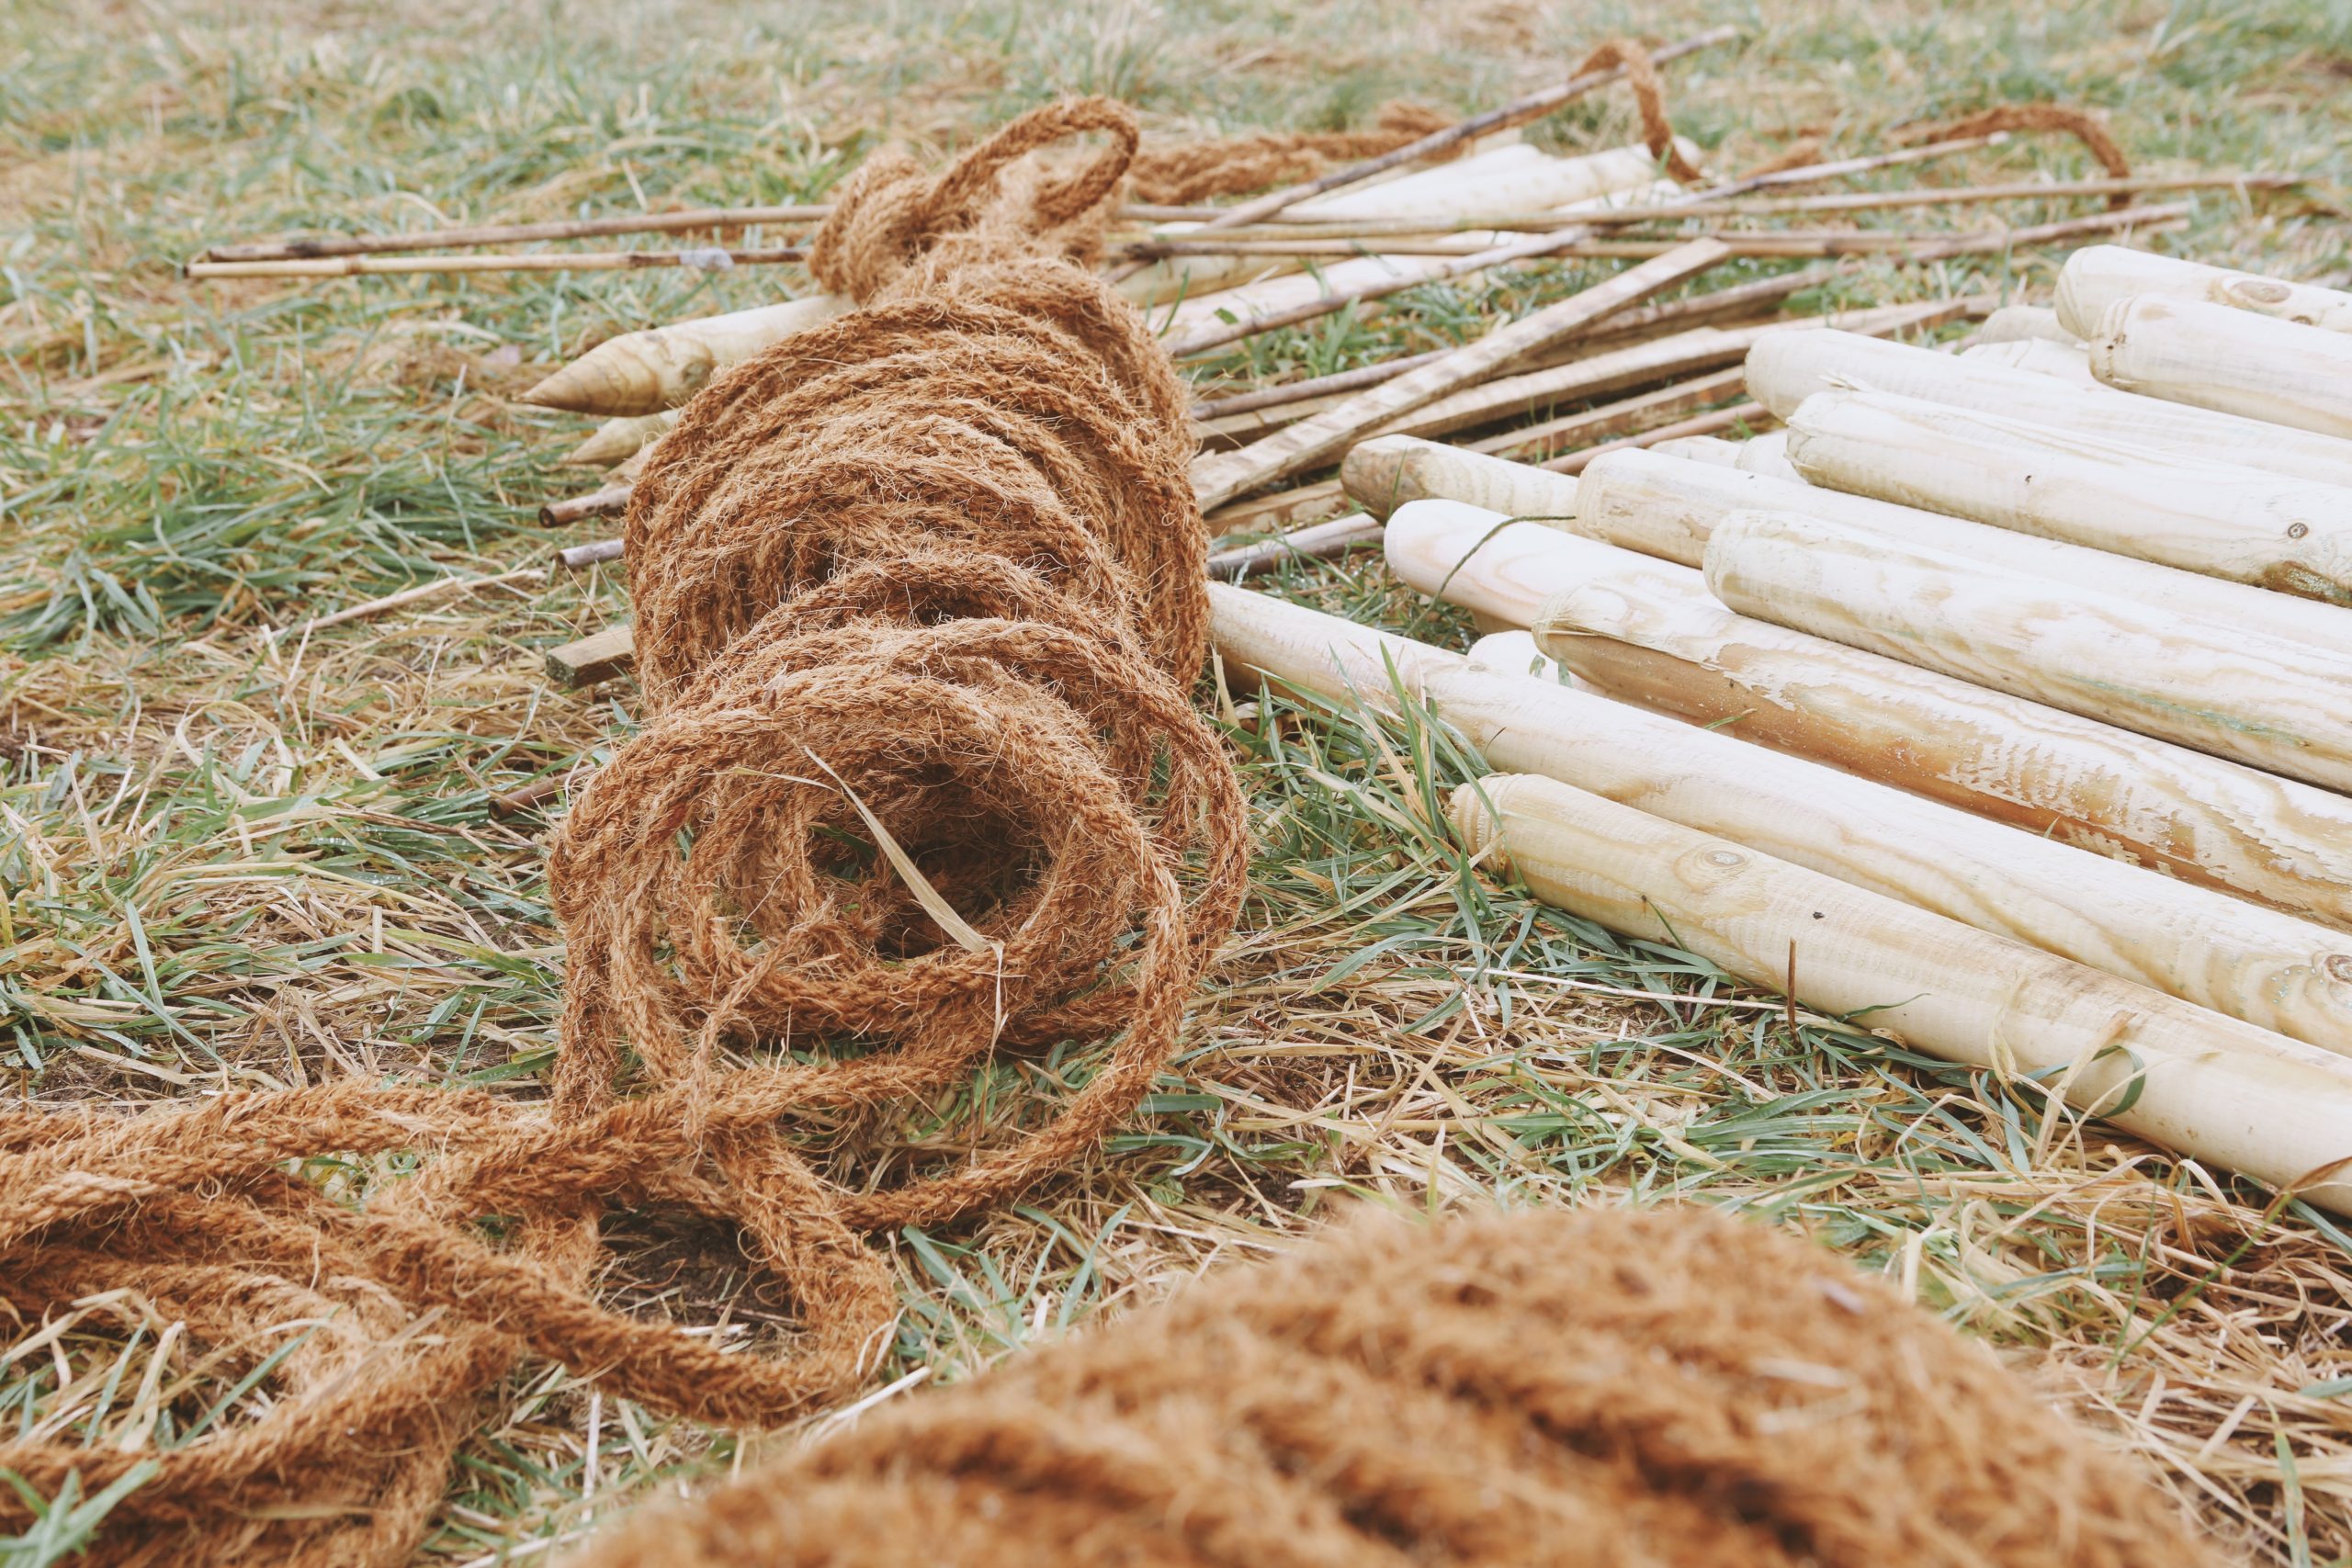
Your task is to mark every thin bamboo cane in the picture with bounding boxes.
[1204,513,1383,580]
[518,294,852,415]
[1467,367,1747,458]
[540,484,632,527]
[1957,336,2097,385]
[1344,436,2352,663]
[2056,243,2352,338]
[1205,582,2352,1052]
[1532,571,2352,928]
[187,247,807,279]
[2086,294,2352,440]
[1190,239,1731,510]
[199,204,834,263]
[1704,509,2352,791]
[1140,220,2194,261]
[1125,174,2293,245]
[1451,772,2352,1213]
[1743,328,2352,487]
[1785,387,2352,603]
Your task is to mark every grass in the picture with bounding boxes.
[3,0,2351,1561]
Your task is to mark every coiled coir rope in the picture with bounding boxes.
[570,1205,2216,1568]
[0,97,1244,1567]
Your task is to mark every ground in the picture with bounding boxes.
[3,0,2350,1562]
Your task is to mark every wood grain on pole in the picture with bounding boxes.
[1452,772,2352,1213]
[2056,244,2352,338]
[1703,510,2352,793]
[2087,293,2352,441]
[1205,582,2352,1051]
[1532,570,2352,929]
[1785,388,2352,603]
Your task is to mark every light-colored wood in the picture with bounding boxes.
[1704,509,2352,792]
[1543,402,1769,475]
[1964,303,2078,346]
[538,483,633,527]
[2087,293,2352,441]
[1341,434,1580,520]
[1730,429,1798,478]
[1786,388,2352,604]
[1569,448,2352,661]
[199,204,834,264]
[1744,327,2352,488]
[518,294,852,416]
[188,246,805,278]
[1205,583,2352,1051]
[1647,434,1743,466]
[1383,499,1706,626]
[1190,240,1731,510]
[1468,367,1748,459]
[1204,478,1351,536]
[1467,629,1578,686]
[1204,513,1382,581]
[2056,244,2352,338]
[1450,773,2352,1213]
[554,538,625,571]
[1124,145,1671,310]
[1958,336,2098,385]
[547,623,637,688]
[565,410,677,467]
[1532,571,2352,929]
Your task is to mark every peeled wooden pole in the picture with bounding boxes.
[1705,510,2352,792]
[1207,584,2352,1050]
[1451,773,2352,1213]
[519,295,852,415]
[1346,438,2352,661]
[1957,336,2096,385]
[2055,244,2352,337]
[1966,303,2077,346]
[1531,572,2352,929]
[566,409,679,466]
[2086,294,2352,441]
[1467,629,1577,685]
[1383,499,1702,627]
[1744,329,2352,488]
[1784,388,2352,603]
[1730,430,1797,478]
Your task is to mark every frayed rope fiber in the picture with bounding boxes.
[570,1205,2217,1568]
[0,97,1243,1567]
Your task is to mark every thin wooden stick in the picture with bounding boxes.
[1137,214,2198,260]
[1205,513,1384,580]
[1164,202,2182,358]
[555,539,626,571]
[1122,173,2281,246]
[540,484,632,527]
[1192,350,1454,419]
[1190,238,1732,509]
[187,247,807,279]
[1542,402,1767,473]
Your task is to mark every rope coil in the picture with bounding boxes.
[0,97,1244,1567]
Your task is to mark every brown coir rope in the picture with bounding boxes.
[0,96,1244,1567]
[570,1205,2216,1568]
[1905,103,2133,204]
[1128,102,1458,205]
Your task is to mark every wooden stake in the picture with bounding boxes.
[1383,498,1706,628]
[1744,327,2352,487]
[1786,388,2352,603]
[519,295,853,416]
[1532,570,2352,929]
[1645,434,1745,466]
[2086,293,2352,441]
[1704,510,2352,793]
[1958,336,2097,385]
[1342,434,1582,520]
[1451,772,2352,1213]
[547,624,638,689]
[1190,239,1733,508]
[1966,303,2077,346]
[1205,582,2352,1052]
[566,411,678,467]
[2056,243,2352,338]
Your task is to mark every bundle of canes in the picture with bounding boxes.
[0,97,1246,1568]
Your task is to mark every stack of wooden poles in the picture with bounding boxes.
[1215,242,2352,1215]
